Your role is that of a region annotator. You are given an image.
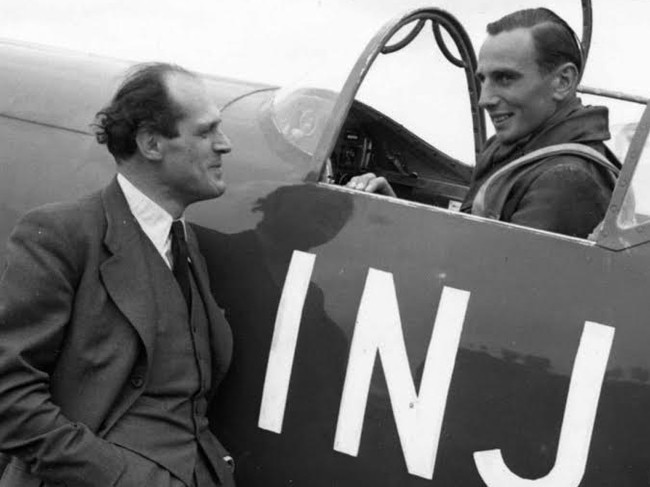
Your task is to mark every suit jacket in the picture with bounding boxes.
[0,178,233,487]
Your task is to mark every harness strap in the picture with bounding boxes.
[472,143,620,219]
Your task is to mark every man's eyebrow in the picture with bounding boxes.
[494,68,520,76]
[477,68,521,80]
[198,119,221,131]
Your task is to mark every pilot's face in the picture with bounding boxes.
[476,28,559,144]
[158,73,232,206]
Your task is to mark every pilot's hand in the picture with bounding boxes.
[346,173,396,197]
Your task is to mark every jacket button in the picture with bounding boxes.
[223,455,235,472]
[130,374,144,388]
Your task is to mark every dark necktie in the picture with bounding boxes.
[171,220,192,310]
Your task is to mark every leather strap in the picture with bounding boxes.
[472,143,620,219]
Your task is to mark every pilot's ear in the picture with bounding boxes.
[552,62,579,102]
[135,127,163,161]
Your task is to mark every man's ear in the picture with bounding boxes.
[552,62,579,102]
[135,127,163,161]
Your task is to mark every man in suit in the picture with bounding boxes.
[0,63,235,486]
[346,8,619,238]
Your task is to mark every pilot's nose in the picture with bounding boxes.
[478,82,498,109]
[213,130,232,154]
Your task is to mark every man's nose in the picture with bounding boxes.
[213,130,232,154]
[478,82,498,109]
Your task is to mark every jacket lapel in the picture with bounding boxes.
[186,225,233,386]
[99,178,158,367]
[185,226,212,315]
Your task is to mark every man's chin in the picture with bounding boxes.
[194,183,226,202]
[211,182,226,198]
[206,177,226,196]
[494,129,519,145]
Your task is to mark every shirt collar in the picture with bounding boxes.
[117,173,184,264]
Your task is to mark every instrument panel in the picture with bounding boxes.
[330,100,472,208]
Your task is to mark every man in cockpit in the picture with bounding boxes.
[347,7,619,238]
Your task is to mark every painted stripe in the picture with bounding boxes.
[334,267,470,480]
[474,321,615,486]
[258,250,316,433]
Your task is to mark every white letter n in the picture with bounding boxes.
[334,268,470,480]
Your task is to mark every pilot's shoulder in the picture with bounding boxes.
[523,154,614,202]
[544,150,610,176]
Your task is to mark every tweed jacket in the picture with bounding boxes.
[0,178,233,486]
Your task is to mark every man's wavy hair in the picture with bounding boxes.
[94,62,194,160]
[487,8,584,78]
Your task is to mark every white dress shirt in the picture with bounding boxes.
[117,173,184,269]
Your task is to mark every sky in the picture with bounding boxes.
[2,0,650,162]
[1,0,647,89]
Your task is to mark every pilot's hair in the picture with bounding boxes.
[94,62,196,159]
[487,8,583,77]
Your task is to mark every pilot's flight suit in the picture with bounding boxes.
[461,98,619,238]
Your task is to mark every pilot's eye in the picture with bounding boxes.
[495,73,515,85]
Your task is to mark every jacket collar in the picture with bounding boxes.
[185,224,233,388]
[462,98,611,211]
[99,177,158,366]
[478,98,611,177]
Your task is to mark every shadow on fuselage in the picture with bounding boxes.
[195,183,358,485]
